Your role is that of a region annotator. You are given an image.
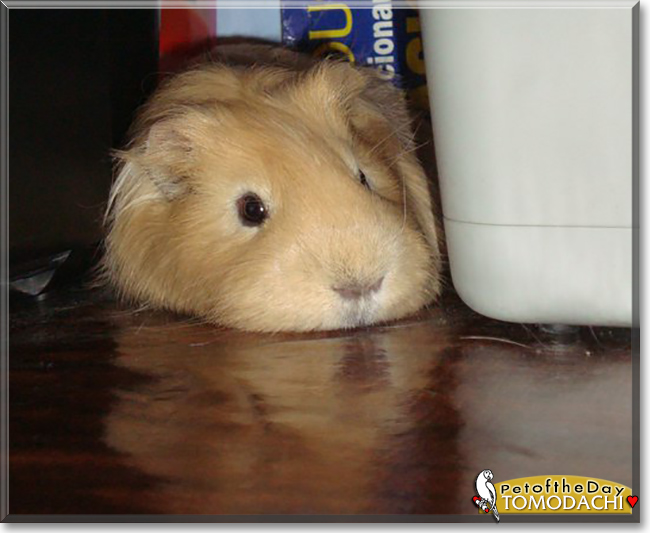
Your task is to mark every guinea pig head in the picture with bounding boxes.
[104,61,442,332]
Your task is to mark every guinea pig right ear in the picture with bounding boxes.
[133,118,196,200]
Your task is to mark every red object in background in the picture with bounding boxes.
[159,8,217,72]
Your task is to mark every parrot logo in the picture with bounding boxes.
[473,469,500,523]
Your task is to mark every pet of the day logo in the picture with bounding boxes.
[497,475,636,515]
[474,473,637,520]
[473,469,500,522]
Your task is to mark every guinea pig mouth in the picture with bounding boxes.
[339,299,378,329]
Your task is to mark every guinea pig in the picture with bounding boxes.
[103,44,442,332]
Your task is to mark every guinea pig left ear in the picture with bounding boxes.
[137,119,195,200]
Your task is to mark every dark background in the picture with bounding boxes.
[9,9,158,271]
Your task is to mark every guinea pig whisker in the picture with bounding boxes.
[400,169,408,235]
[365,121,413,159]
[385,141,429,174]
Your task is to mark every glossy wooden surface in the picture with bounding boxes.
[9,285,633,516]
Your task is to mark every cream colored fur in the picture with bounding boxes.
[103,45,441,332]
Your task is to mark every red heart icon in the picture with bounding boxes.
[627,496,638,508]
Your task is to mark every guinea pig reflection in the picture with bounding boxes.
[103,319,454,515]
[103,44,441,332]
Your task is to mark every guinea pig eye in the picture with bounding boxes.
[237,193,268,227]
[359,170,372,190]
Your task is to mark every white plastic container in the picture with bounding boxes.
[420,1,636,327]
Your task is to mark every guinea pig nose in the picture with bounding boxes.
[333,277,384,300]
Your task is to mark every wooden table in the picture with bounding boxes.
[8,284,635,518]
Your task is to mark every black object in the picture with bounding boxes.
[9,9,158,289]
